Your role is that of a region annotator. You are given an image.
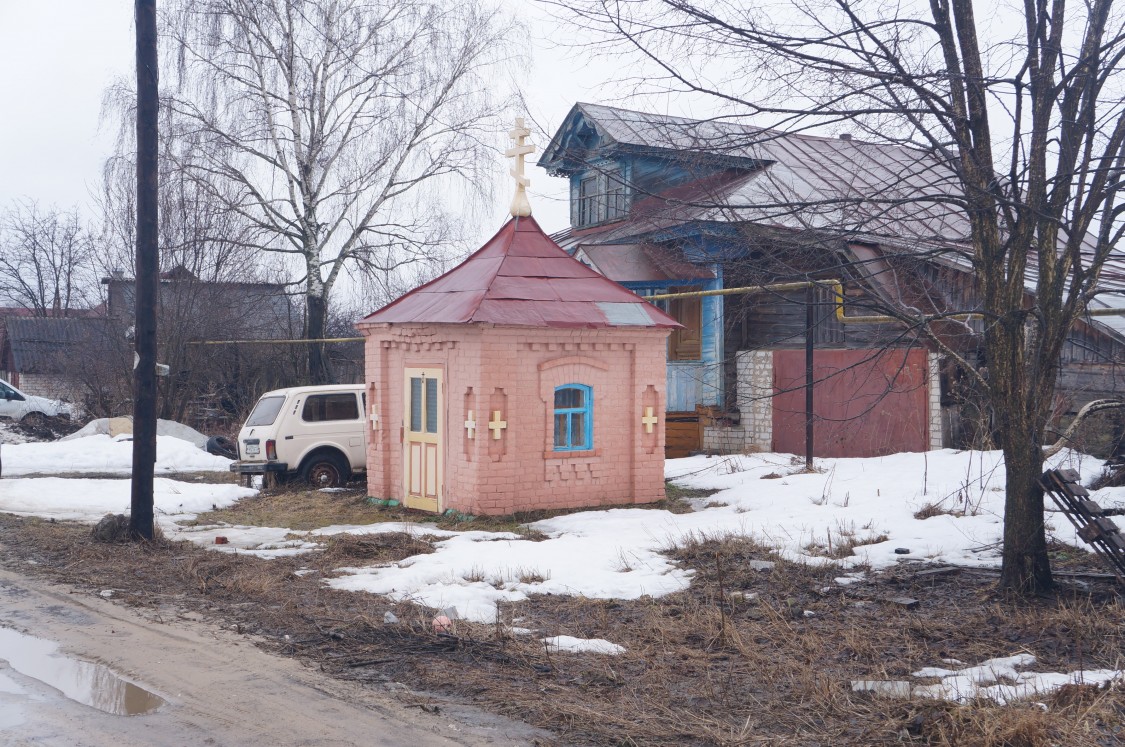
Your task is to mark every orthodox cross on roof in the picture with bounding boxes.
[506,117,534,217]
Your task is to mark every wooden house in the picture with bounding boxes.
[539,103,1125,457]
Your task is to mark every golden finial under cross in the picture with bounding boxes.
[506,117,534,217]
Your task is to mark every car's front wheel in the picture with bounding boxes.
[20,411,47,428]
[300,452,350,489]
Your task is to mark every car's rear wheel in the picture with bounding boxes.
[300,452,350,489]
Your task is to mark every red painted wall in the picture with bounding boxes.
[772,348,929,457]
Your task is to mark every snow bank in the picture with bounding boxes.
[62,418,210,449]
[663,448,1115,568]
[0,477,254,523]
[3,434,232,475]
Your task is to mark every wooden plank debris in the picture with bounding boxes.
[884,596,920,609]
[1040,468,1125,584]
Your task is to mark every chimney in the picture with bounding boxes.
[838,133,852,141]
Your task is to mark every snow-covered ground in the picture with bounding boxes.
[305,449,1115,624]
[0,429,251,524]
[4,441,1122,618]
[0,477,254,524]
[2,434,231,476]
[1,434,1122,699]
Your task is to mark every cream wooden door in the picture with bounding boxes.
[403,367,442,512]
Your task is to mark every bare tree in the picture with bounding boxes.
[552,0,1125,594]
[0,200,96,315]
[162,0,516,382]
[90,144,304,425]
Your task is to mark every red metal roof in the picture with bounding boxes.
[363,216,680,328]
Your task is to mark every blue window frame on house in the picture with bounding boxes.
[576,166,627,227]
[553,384,593,450]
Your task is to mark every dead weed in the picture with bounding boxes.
[317,532,434,565]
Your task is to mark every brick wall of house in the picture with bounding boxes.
[14,374,80,402]
[702,425,747,453]
[741,351,774,450]
[928,352,944,450]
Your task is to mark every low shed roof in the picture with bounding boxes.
[362,216,680,329]
[3,317,112,374]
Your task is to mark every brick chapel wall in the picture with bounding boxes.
[359,323,483,505]
[469,327,668,515]
[359,322,669,516]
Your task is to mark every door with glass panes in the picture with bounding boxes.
[403,367,442,511]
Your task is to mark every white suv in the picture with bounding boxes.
[0,378,75,425]
[231,384,366,488]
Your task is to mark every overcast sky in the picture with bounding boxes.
[0,1,716,239]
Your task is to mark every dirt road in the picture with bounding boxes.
[0,568,545,746]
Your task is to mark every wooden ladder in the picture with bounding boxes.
[1039,468,1125,583]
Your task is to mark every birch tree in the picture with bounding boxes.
[165,0,515,382]
[553,0,1125,594]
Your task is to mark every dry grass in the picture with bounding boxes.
[311,532,436,572]
[915,501,958,520]
[188,487,381,530]
[1,514,1123,746]
[803,521,891,559]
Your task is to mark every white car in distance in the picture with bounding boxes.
[0,378,75,425]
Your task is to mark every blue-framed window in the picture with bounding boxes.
[575,166,627,227]
[553,384,593,450]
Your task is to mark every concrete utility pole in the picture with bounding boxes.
[131,0,158,540]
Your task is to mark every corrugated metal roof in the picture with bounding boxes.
[3,317,114,374]
[575,243,715,283]
[541,103,970,245]
[362,216,681,328]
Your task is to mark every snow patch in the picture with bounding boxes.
[910,654,1123,704]
[0,477,254,524]
[542,635,625,655]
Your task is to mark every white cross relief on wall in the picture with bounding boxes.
[464,410,477,439]
[642,406,659,434]
[488,410,508,440]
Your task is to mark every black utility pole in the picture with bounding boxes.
[130,0,159,540]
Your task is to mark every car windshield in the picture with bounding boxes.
[245,396,285,427]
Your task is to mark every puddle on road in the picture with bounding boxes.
[0,627,164,715]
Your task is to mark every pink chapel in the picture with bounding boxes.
[356,120,679,515]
